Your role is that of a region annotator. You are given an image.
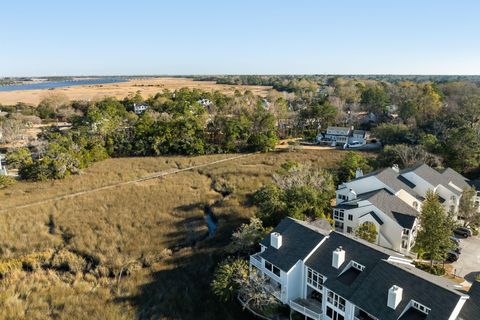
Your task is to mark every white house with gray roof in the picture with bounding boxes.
[333,164,479,253]
[317,126,369,146]
[249,218,475,320]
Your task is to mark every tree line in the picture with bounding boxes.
[4,88,277,181]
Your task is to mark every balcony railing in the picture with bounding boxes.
[290,299,322,320]
[250,254,262,269]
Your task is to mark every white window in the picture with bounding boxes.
[306,267,324,291]
[333,210,344,221]
[327,290,346,312]
[264,261,281,277]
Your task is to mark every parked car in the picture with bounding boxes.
[346,141,364,149]
[449,237,462,254]
[454,227,472,238]
[446,250,459,262]
[450,236,461,246]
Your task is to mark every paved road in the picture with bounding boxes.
[0,153,253,213]
[451,234,480,281]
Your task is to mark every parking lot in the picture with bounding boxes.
[451,234,480,282]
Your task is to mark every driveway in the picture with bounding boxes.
[451,234,480,282]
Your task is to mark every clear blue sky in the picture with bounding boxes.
[1,0,479,76]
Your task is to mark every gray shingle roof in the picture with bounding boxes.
[259,219,472,319]
[305,232,395,299]
[341,189,419,229]
[441,167,472,190]
[360,211,384,225]
[304,231,464,320]
[349,260,465,320]
[459,281,480,320]
[401,164,464,195]
[347,167,419,198]
[259,218,326,272]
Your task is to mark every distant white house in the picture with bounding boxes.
[317,126,369,146]
[133,103,149,115]
[333,164,480,253]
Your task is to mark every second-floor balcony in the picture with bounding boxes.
[354,307,377,320]
[250,253,262,269]
[290,298,322,320]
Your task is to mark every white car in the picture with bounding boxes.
[346,141,364,148]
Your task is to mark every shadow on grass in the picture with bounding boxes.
[118,212,254,320]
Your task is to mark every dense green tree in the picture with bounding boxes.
[254,162,335,226]
[6,147,33,169]
[442,126,480,173]
[360,86,390,114]
[298,102,337,137]
[336,151,372,183]
[416,191,453,268]
[373,124,415,145]
[211,258,249,303]
[226,218,270,255]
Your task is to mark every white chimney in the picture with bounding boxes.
[392,164,400,173]
[270,232,282,249]
[332,246,345,269]
[387,285,403,309]
[355,168,363,178]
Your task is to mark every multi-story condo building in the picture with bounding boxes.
[249,217,478,320]
[333,164,479,253]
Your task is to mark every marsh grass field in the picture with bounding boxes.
[0,149,345,319]
[0,77,272,106]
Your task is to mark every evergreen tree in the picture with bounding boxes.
[416,190,452,268]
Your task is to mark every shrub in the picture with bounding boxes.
[211,258,248,302]
[414,261,445,276]
[0,175,15,189]
[51,250,87,274]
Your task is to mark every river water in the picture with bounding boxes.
[0,78,128,92]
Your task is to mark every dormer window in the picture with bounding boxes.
[412,300,430,315]
[351,261,365,271]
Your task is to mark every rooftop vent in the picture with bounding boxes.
[387,285,403,309]
[392,164,400,173]
[270,232,282,249]
[332,246,345,269]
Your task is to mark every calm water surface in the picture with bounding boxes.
[0,78,128,92]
